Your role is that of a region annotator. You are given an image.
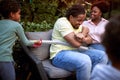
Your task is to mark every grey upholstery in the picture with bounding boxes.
[26,30,52,60]
[42,60,71,78]
[25,29,72,79]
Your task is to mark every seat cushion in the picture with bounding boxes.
[42,60,72,78]
[25,29,53,60]
[26,29,72,78]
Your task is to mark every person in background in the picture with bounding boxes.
[50,4,108,80]
[82,1,110,51]
[0,0,41,80]
[91,15,120,80]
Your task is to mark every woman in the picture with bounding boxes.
[82,1,110,51]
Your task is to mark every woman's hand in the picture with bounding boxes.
[74,33,85,42]
[82,35,93,44]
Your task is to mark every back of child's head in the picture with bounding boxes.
[0,0,20,19]
[102,15,120,62]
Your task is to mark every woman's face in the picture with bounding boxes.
[91,6,102,20]
[69,14,86,29]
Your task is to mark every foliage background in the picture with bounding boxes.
[19,0,92,31]
[0,0,120,32]
[19,0,70,31]
[18,0,120,32]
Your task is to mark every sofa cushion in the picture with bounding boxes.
[25,29,53,60]
[42,60,72,78]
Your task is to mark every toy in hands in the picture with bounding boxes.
[31,39,88,50]
[32,39,42,48]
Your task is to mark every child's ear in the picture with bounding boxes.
[10,12,15,18]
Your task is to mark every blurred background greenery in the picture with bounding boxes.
[20,0,120,31]
[0,0,120,31]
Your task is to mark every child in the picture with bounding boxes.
[0,0,41,80]
[91,15,120,80]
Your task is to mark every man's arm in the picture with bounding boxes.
[74,26,89,42]
[64,32,83,48]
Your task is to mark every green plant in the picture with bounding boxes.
[20,0,59,24]
[20,0,82,32]
[21,21,53,31]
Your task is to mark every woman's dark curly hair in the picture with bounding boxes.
[102,15,120,61]
[91,1,110,13]
[0,0,20,19]
[65,4,85,19]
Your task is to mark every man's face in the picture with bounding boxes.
[69,14,86,29]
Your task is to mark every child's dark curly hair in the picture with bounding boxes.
[0,0,20,19]
[91,1,110,13]
[65,4,85,19]
[102,15,120,61]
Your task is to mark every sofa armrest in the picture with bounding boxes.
[20,41,49,80]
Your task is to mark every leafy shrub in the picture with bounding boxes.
[20,0,80,31]
[21,20,53,31]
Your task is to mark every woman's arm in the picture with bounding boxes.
[83,35,93,44]
[74,26,90,43]
[81,26,89,37]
